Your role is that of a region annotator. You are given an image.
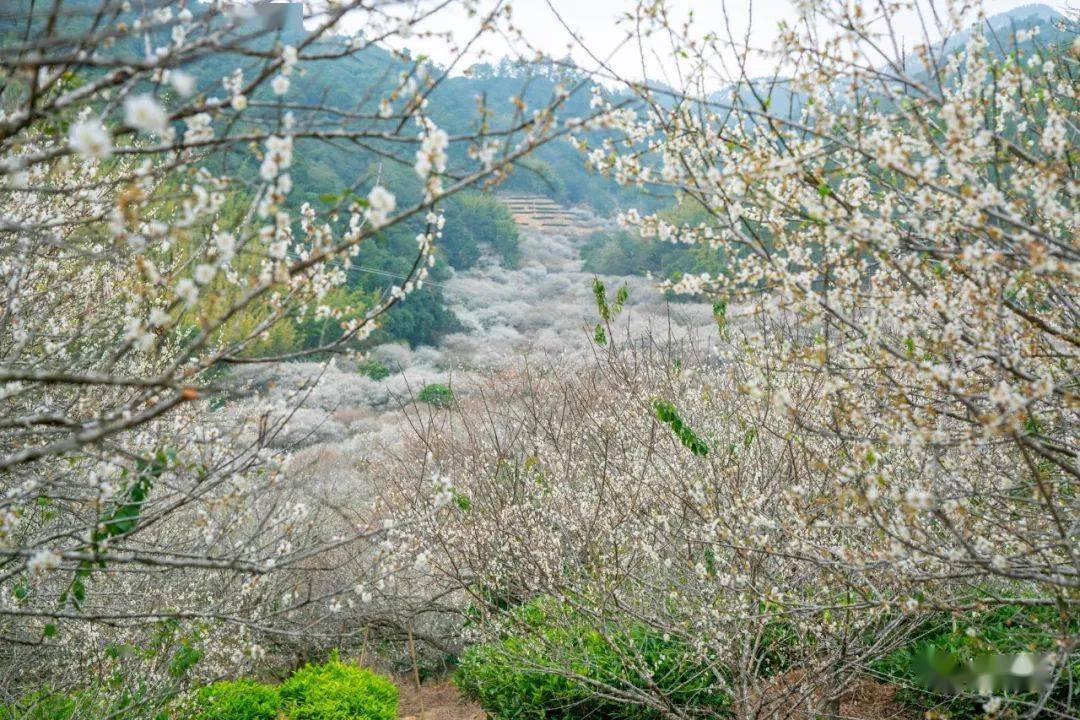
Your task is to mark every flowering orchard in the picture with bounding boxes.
[0,0,585,706]
[393,1,1080,718]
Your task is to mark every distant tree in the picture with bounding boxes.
[357,358,391,381]
[417,383,455,407]
[441,192,521,269]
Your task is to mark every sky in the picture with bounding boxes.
[345,0,1063,85]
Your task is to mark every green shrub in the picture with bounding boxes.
[357,358,390,381]
[188,679,280,720]
[455,599,731,720]
[182,656,396,720]
[0,689,77,720]
[279,655,397,720]
[873,603,1079,718]
[417,383,454,407]
[0,684,167,720]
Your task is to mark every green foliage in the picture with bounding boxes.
[874,603,1079,718]
[0,616,207,720]
[51,449,174,615]
[0,688,80,720]
[592,278,628,346]
[753,613,799,677]
[441,192,521,269]
[418,383,455,407]
[184,656,397,720]
[592,278,627,323]
[0,682,168,720]
[292,287,375,354]
[652,400,709,456]
[357,358,391,381]
[455,598,731,719]
[375,283,464,348]
[580,200,728,281]
[188,680,280,720]
[356,220,464,347]
[279,655,398,720]
[712,301,729,339]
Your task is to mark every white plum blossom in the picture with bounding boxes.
[168,70,196,96]
[193,263,215,285]
[365,185,396,227]
[271,74,290,96]
[183,113,213,144]
[476,141,498,169]
[214,231,236,262]
[68,119,112,159]
[414,125,449,178]
[124,94,169,136]
[260,135,293,180]
[148,307,171,327]
[280,45,298,74]
[27,548,61,575]
[123,317,155,351]
[175,277,198,307]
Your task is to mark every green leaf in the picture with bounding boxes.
[614,285,629,310]
[592,278,609,321]
[653,399,709,457]
[169,643,203,677]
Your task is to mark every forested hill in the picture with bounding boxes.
[279,50,645,214]
[137,1,647,215]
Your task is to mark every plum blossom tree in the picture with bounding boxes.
[0,0,588,708]
[393,1,1079,718]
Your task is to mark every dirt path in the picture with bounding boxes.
[396,680,485,720]
[394,676,912,720]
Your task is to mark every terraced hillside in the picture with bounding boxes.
[498,194,598,234]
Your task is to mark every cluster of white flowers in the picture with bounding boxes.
[123,94,169,137]
[271,44,298,96]
[414,120,449,198]
[260,134,293,181]
[183,112,214,144]
[223,68,247,111]
[69,118,112,159]
[27,548,61,575]
[365,185,396,227]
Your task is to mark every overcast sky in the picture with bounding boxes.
[348,0,1061,85]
